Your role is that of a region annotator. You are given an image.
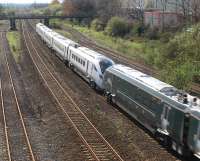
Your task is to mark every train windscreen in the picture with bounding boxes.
[99,59,114,74]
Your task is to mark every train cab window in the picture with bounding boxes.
[99,59,114,74]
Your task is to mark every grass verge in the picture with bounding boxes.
[6,31,21,63]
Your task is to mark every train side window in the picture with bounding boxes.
[83,61,85,66]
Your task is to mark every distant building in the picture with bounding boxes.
[144,10,182,29]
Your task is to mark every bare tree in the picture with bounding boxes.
[191,0,200,22]
[62,0,75,16]
[96,0,122,24]
[50,0,60,5]
[160,0,168,31]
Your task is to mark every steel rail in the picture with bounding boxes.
[22,20,124,161]
[0,32,36,161]
[0,33,12,161]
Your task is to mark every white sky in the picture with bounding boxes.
[0,0,58,3]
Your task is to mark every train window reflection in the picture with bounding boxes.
[99,59,113,74]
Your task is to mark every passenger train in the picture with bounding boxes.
[36,23,200,159]
[36,23,114,89]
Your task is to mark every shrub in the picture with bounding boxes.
[105,17,132,37]
[91,19,104,31]
[161,62,195,90]
[130,22,145,37]
[159,32,173,43]
[145,27,159,40]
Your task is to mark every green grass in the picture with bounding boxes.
[6,31,21,62]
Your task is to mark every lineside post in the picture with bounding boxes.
[44,18,49,27]
[10,18,17,31]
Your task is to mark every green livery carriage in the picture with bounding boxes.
[103,64,200,158]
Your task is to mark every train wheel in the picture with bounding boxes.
[69,63,74,70]
[64,61,68,66]
[90,81,96,89]
[107,94,113,104]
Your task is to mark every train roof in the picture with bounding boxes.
[53,34,78,46]
[107,64,200,112]
[36,23,44,27]
[77,47,111,60]
[111,64,173,91]
[38,24,53,33]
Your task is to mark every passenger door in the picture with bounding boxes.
[87,61,93,77]
[161,105,171,133]
[91,65,99,83]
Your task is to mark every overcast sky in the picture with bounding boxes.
[0,0,58,3]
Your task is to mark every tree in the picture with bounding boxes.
[191,0,200,22]
[62,0,75,16]
[50,0,60,5]
[62,0,96,18]
[96,0,122,24]
[0,4,4,15]
[73,0,96,17]
[48,0,61,15]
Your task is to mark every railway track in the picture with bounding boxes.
[0,32,36,161]
[191,83,200,96]
[27,21,181,161]
[22,20,124,161]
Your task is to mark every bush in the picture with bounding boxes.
[161,62,195,90]
[105,17,132,37]
[130,22,145,37]
[145,27,159,40]
[51,22,61,29]
[160,32,173,43]
[91,19,104,31]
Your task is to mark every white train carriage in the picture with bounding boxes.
[43,30,58,47]
[52,34,79,62]
[36,23,45,37]
[36,23,58,47]
[68,47,115,89]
